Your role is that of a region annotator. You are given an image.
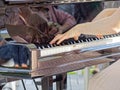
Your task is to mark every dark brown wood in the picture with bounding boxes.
[41,76,53,90]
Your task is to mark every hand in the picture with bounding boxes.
[50,25,81,44]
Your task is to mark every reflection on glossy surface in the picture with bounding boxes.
[0,32,30,69]
[0,44,30,68]
[0,1,105,78]
[3,0,118,5]
[0,1,119,79]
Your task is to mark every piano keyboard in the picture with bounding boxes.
[36,33,120,57]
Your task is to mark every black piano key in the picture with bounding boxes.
[112,34,116,37]
[39,45,45,49]
[80,40,84,43]
[87,38,91,42]
[118,33,120,36]
[110,34,114,38]
[53,44,57,47]
[34,43,40,48]
[114,34,117,37]
[47,45,50,48]
[61,42,65,45]
[74,40,78,43]
[43,44,49,48]
[62,41,69,45]
[38,46,43,49]
[94,37,98,40]
[104,35,108,38]
[91,38,95,41]
[36,33,117,50]
[48,44,53,48]
[72,40,77,43]
[69,41,73,44]
[86,39,89,42]
[68,42,71,45]
[82,39,86,42]
[103,35,106,38]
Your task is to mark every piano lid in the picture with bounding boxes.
[0,0,119,6]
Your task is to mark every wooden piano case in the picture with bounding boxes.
[0,0,120,89]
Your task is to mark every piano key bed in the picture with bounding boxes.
[0,33,120,83]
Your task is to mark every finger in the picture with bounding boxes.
[74,36,79,41]
[50,34,63,44]
[57,36,68,45]
[96,35,103,38]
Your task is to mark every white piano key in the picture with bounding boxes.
[105,35,109,38]
[106,35,110,38]
[67,42,71,45]
[104,36,107,38]
[73,41,76,44]
[50,44,53,47]
[91,38,94,41]
[52,44,56,47]
[88,39,91,42]
[47,45,50,48]
[113,34,116,37]
[70,41,74,44]
[42,46,45,49]
[110,35,113,38]
[94,38,98,40]
[39,35,120,57]
[85,39,89,42]
[78,40,81,43]
[80,40,84,43]
[38,47,41,50]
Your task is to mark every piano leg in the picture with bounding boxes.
[41,74,67,90]
[56,73,67,90]
[41,76,53,90]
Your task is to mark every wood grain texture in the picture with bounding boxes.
[31,51,114,77]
